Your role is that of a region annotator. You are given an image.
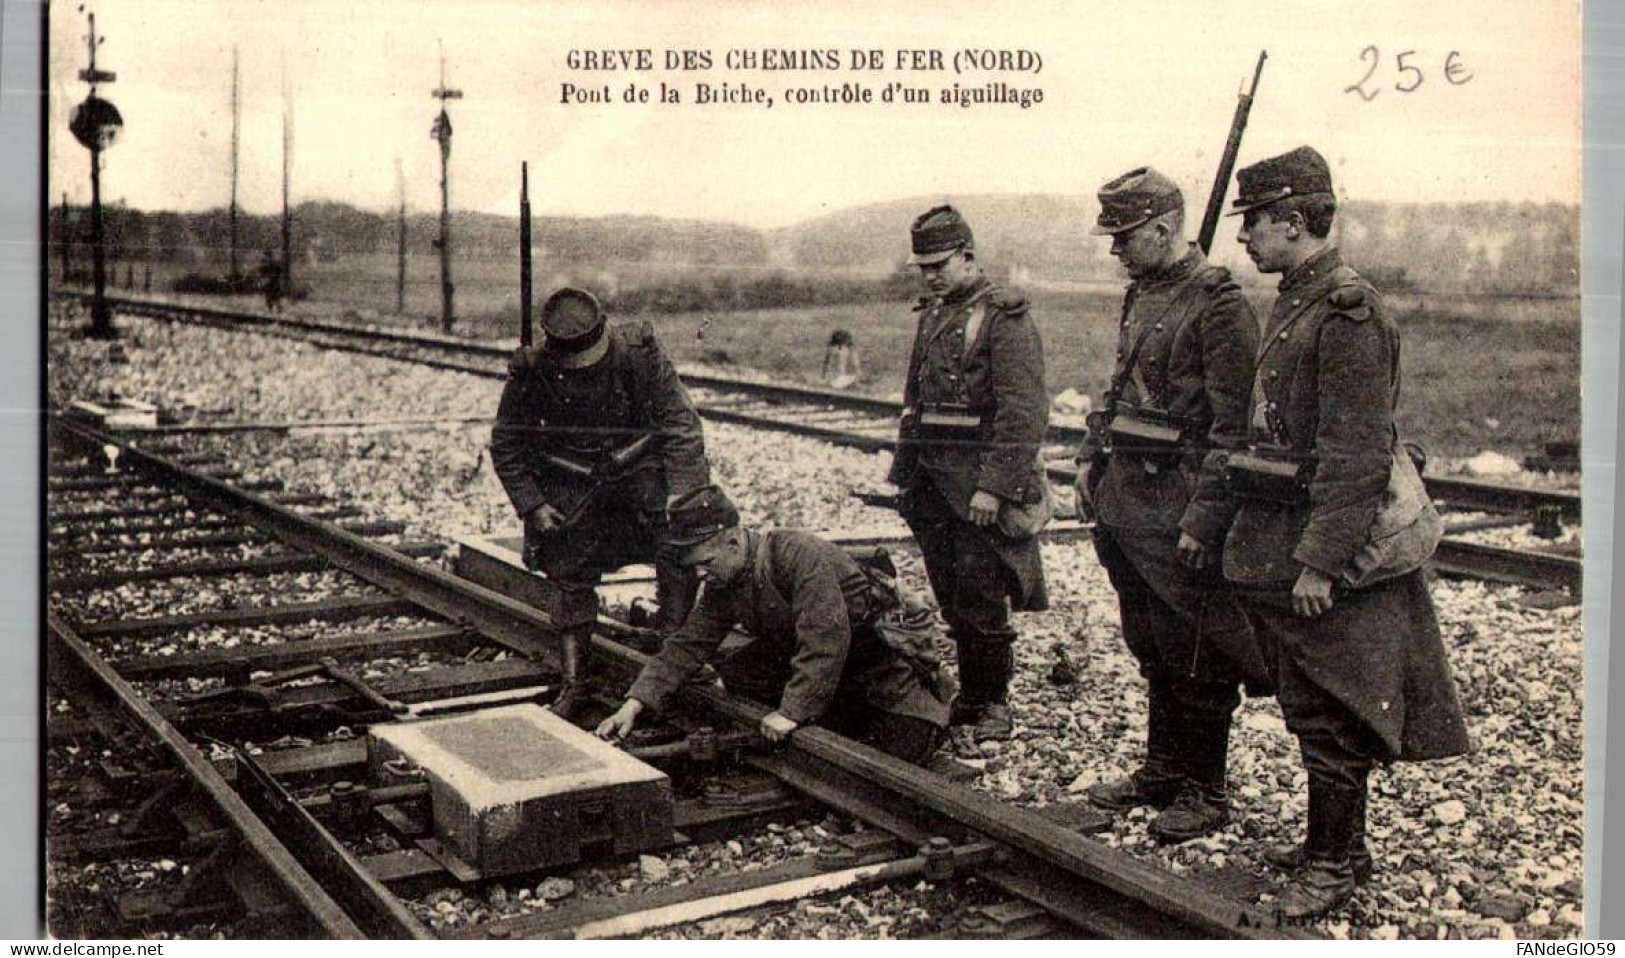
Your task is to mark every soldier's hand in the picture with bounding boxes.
[1292,566,1336,618]
[596,700,644,740]
[968,490,1001,528]
[526,504,566,533]
[1176,532,1214,570]
[760,711,799,743]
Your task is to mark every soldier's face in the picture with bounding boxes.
[917,250,978,298]
[1237,208,1296,273]
[1109,222,1167,278]
[682,531,747,586]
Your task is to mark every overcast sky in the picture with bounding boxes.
[47,0,1581,229]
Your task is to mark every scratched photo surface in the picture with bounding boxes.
[45,0,1582,941]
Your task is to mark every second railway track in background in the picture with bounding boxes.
[66,290,1583,598]
[47,419,1314,939]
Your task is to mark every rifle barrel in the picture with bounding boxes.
[1197,50,1267,255]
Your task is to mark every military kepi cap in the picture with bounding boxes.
[541,287,606,353]
[667,484,742,549]
[1092,167,1184,235]
[909,205,974,265]
[1229,146,1334,215]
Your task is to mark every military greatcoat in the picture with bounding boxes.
[887,277,1049,610]
[1089,246,1263,685]
[627,530,951,728]
[490,322,709,591]
[1221,248,1470,761]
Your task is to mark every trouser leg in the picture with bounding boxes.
[856,711,943,766]
[653,560,699,633]
[550,583,601,720]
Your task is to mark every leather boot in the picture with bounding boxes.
[1149,714,1231,842]
[1272,779,1363,920]
[1263,817,1374,883]
[1088,682,1184,811]
[953,639,1015,742]
[549,628,587,720]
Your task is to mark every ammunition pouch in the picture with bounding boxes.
[1095,402,1190,462]
[1221,446,1314,505]
[915,403,987,442]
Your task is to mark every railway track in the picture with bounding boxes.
[60,290,1582,594]
[47,418,1311,939]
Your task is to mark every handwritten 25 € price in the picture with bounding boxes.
[1345,47,1474,101]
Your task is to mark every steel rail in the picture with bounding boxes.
[1432,539,1582,593]
[55,417,1303,939]
[68,291,1580,519]
[46,610,367,939]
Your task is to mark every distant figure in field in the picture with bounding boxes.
[259,251,284,312]
[823,329,863,389]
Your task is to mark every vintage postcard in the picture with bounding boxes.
[43,0,1581,941]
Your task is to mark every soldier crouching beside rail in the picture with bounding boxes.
[1077,167,1265,844]
[887,204,1051,744]
[1224,146,1470,919]
[596,485,953,763]
[491,287,708,717]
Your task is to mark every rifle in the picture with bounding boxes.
[1196,51,1267,255]
[519,161,534,347]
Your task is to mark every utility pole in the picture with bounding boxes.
[59,193,71,284]
[68,7,123,339]
[281,71,293,302]
[520,162,532,346]
[395,156,407,314]
[430,42,462,334]
[229,46,241,282]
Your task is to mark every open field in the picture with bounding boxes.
[640,291,1580,461]
[74,257,1579,461]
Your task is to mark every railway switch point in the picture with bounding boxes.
[368,704,673,877]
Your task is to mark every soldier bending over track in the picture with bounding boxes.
[597,485,952,763]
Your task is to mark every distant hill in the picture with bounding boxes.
[770,193,1108,279]
[53,194,1578,298]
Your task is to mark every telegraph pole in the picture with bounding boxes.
[430,43,462,334]
[281,73,294,301]
[229,46,241,282]
[395,157,407,314]
[520,162,532,346]
[59,193,72,284]
[68,8,123,339]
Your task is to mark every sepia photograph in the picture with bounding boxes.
[42,0,1582,940]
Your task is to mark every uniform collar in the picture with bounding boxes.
[940,275,991,308]
[1132,244,1203,292]
[1278,246,1342,294]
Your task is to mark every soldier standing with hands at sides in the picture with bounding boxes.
[1077,168,1264,843]
[491,287,709,717]
[1223,147,1469,918]
[887,205,1050,743]
[596,485,951,762]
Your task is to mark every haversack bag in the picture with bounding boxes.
[1341,438,1443,589]
[996,461,1055,539]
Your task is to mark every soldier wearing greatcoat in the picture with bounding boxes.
[597,485,952,763]
[491,287,708,715]
[887,205,1050,742]
[1224,146,1470,918]
[1077,168,1264,844]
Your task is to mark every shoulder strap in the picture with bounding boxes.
[1112,267,1215,403]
